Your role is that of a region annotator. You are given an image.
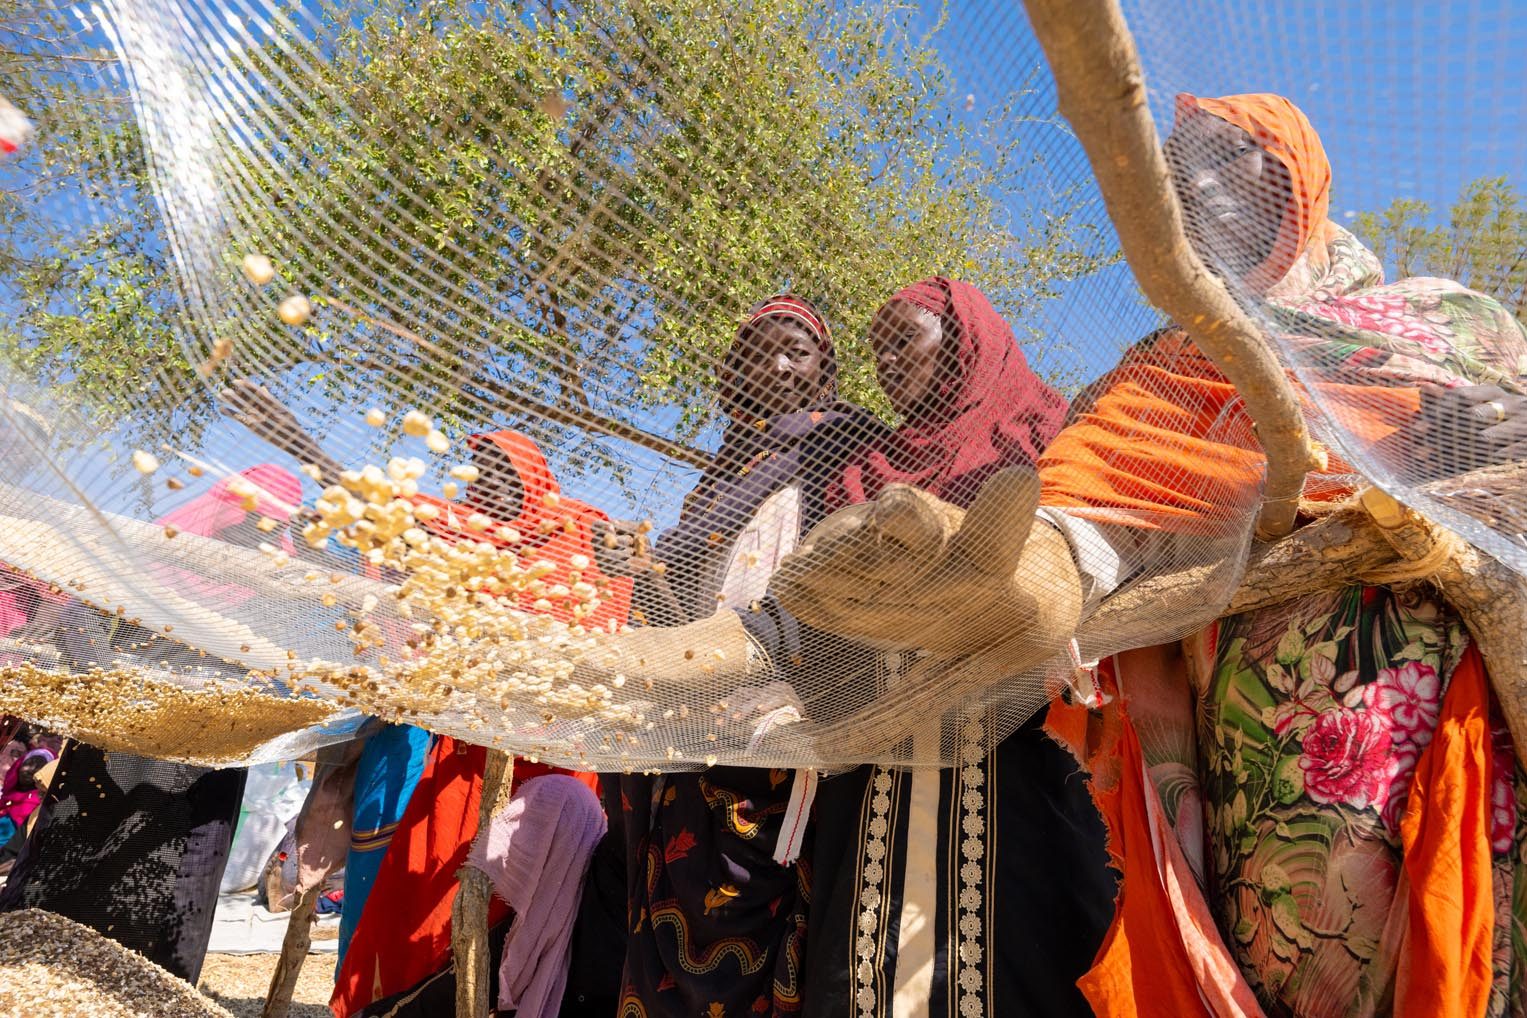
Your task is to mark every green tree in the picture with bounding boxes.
[0,2,199,448]
[1355,176,1527,323]
[5,0,1107,475]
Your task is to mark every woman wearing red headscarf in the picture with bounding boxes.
[766,278,1116,1018]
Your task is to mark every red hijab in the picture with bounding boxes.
[413,430,632,631]
[834,278,1066,510]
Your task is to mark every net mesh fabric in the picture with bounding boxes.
[0,0,1520,768]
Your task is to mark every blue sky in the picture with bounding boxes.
[11,0,1526,527]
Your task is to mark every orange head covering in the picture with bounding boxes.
[413,429,632,630]
[1175,93,1332,289]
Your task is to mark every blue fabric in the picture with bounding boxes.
[336,724,431,964]
[0,816,16,846]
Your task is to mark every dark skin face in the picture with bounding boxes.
[730,317,827,417]
[1165,114,1292,282]
[12,755,44,791]
[469,441,527,522]
[869,299,947,419]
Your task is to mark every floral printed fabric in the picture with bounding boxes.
[1181,584,1526,1018]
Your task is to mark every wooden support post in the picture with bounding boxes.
[261,887,317,1018]
[453,749,514,1018]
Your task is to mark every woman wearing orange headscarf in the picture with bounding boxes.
[1036,94,1527,1018]
[330,428,625,1017]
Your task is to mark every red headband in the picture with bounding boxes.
[747,294,830,349]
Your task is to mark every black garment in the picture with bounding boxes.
[559,797,627,1018]
[352,915,512,1017]
[614,768,809,1017]
[0,744,244,983]
[802,714,1115,1018]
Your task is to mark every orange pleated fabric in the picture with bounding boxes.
[1048,659,1265,1018]
[1039,330,1422,526]
[1395,644,1494,1018]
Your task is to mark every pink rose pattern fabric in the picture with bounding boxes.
[1179,583,1527,1018]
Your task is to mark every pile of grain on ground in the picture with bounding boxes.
[0,908,235,1017]
[197,952,333,1018]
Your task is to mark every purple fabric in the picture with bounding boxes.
[466,774,607,1018]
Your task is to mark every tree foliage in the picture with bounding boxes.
[4,0,1107,474]
[0,3,198,446]
[1355,176,1527,324]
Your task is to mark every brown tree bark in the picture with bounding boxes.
[261,888,317,1018]
[1088,507,1401,635]
[1360,488,1527,765]
[453,749,514,1018]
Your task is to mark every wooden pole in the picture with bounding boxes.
[453,749,514,1018]
[1020,0,1323,540]
[1358,488,1527,766]
[261,887,317,1018]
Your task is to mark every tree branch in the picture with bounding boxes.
[1088,507,1399,636]
[1359,487,1527,767]
[324,299,712,470]
[1021,0,1323,539]
[452,750,513,1018]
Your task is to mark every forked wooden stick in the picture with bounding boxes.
[1021,0,1323,539]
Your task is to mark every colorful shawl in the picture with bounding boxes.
[149,465,302,610]
[834,277,1067,510]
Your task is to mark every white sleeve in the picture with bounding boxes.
[1035,507,1126,610]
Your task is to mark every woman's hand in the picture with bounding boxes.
[593,519,692,625]
[1416,384,1527,472]
[770,468,1082,662]
[591,519,659,578]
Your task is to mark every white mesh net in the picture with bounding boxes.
[0,0,1521,768]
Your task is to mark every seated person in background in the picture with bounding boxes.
[0,747,54,852]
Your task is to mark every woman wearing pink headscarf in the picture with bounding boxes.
[0,748,54,846]
[0,465,301,983]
